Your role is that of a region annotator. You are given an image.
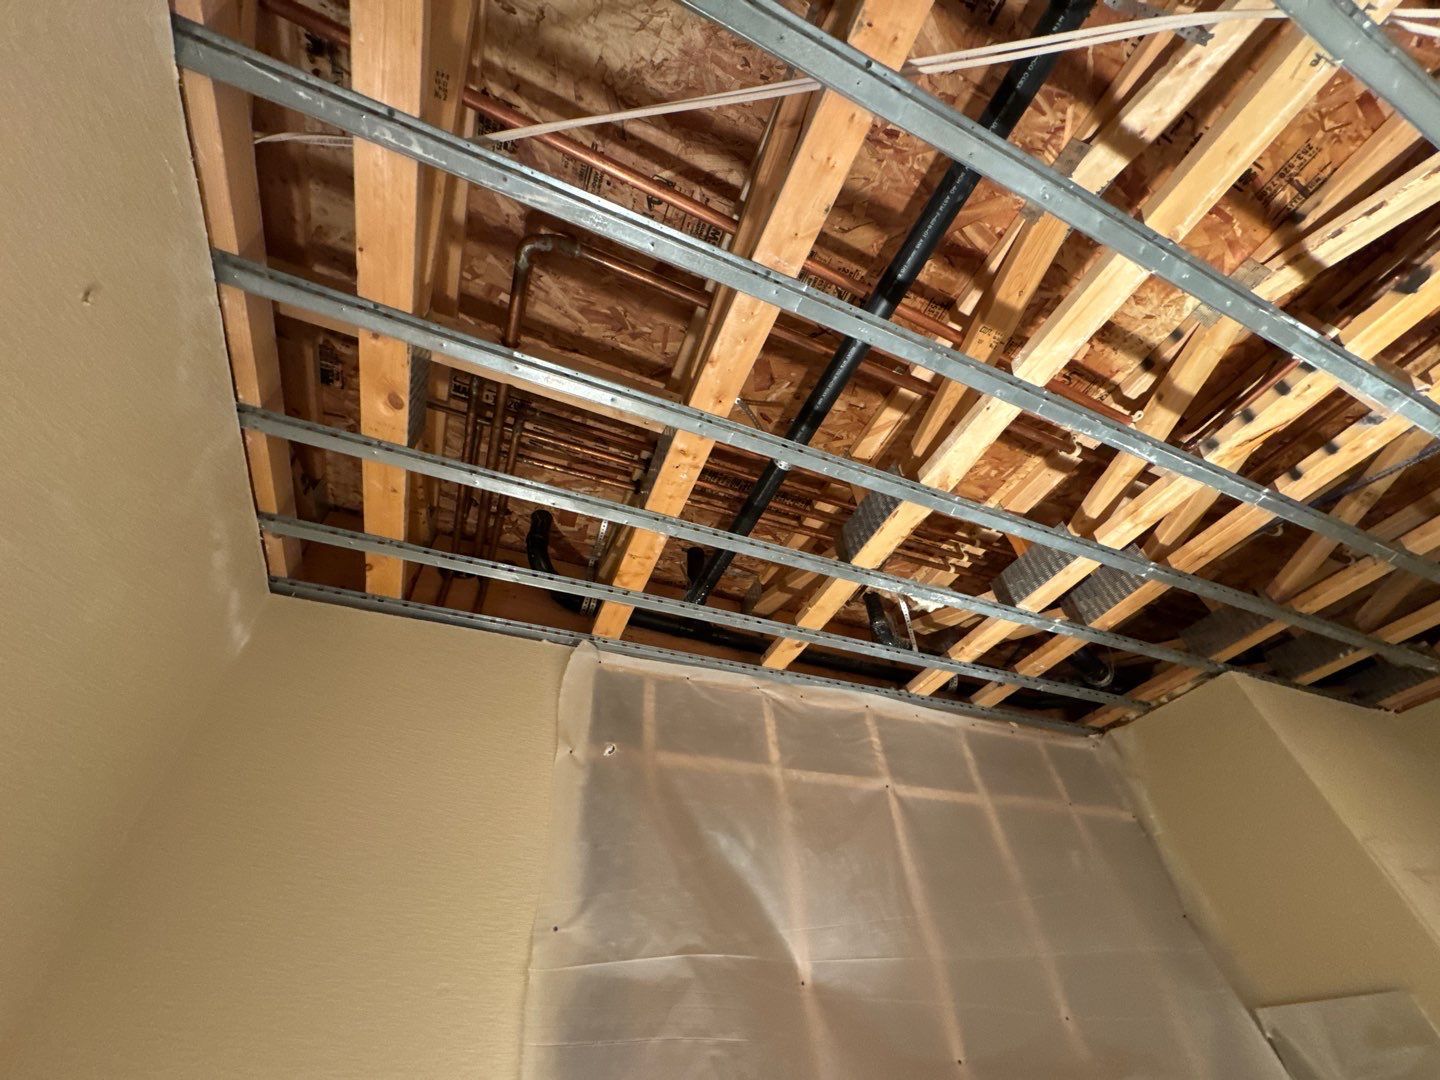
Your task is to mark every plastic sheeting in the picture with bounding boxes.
[520,645,1287,1078]
[1257,991,1440,1078]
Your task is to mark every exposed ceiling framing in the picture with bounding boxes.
[174,0,1440,728]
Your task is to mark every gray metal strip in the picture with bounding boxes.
[677,0,1440,439]
[170,20,1440,591]
[218,256,1440,674]
[239,405,1243,674]
[259,513,1136,707]
[267,577,1097,736]
[240,407,1427,711]
[1273,0,1440,150]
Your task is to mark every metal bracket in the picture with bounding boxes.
[1103,0,1213,45]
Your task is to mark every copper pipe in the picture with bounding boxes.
[472,382,509,606]
[519,421,976,572]
[525,412,655,456]
[449,233,555,591]
[481,402,529,566]
[507,233,935,397]
[260,0,1134,427]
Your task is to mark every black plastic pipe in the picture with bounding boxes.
[863,591,902,649]
[683,0,1096,606]
[525,510,922,682]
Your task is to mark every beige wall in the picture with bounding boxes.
[0,3,568,1074]
[1114,674,1440,1025]
[0,0,269,1043]
[6,597,568,1079]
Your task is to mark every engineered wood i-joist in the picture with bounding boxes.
[177,0,301,575]
[589,0,935,638]
[762,7,1363,672]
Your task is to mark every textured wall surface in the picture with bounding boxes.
[1114,675,1440,1027]
[0,0,268,1046]
[6,598,569,1079]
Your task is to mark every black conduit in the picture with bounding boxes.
[863,591,903,649]
[684,0,1097,608]
[525,510,925,682]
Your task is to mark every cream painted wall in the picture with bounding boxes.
[0,0,269,1044]
[0,2,569,1073]
[1114,674,1440,1026]
[6,597,568,1079]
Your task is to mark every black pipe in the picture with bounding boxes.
[1068,645,1115,689]
[526,510,937,683]
[863,591,902,649]
[684,0,1096,605]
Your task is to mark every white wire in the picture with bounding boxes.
[254,131,353,147]
[1397,17,1440,37]
[255,8,1440,149]
[474,13,1244,144]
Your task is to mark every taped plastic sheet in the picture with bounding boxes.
[520,645,1286,1078]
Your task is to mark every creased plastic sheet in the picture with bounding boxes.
[520,645,1286,1078]
[1256,991,1440,1079]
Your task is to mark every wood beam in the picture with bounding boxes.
[590,0,935,637]
[351,0,479,595]
[177,0,301,575]
[958,257,1440,706]
[763,8,1368,673]
[1083,501,1440,724]
[1081,144,1440,525]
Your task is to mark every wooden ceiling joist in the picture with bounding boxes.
[958,249,1440,709]
[1075,383,1440,721]
[351,0,480,596]
[181,0,1440,718]
[1082,144,1440,526]
[894,142,1440,699]
[761,6,1388,676]
[1084,495,1440,723]
[590,0,935,638]
[922,151,1440,700]
[177,0,301,576]
[747,12,1254,634]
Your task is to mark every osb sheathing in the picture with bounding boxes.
[252,0,1438,637]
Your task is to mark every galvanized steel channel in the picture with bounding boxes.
[260,513,1136,707]
[170,18,1440,591]
[678,0,1440,439]
[220,258,1440,675]
[267,577,1099,736]
[239,406,1422,710]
